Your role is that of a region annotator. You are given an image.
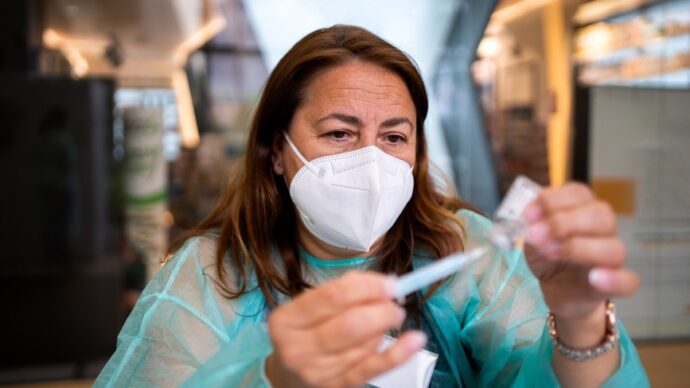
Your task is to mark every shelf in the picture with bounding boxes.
[576,30,690,63]
[574,0,690,88]
[581,66,690,88]
[574,0,673,26]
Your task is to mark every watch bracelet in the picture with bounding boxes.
[548,300,619,362]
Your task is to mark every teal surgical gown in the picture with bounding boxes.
[95,210,649,387]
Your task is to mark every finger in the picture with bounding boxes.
[538,182,594,213]
[269,332,381,385]
[525,220,554,246]
[588,267,640,297]
[315,302,405,354]
[527,201,616,244]
[528,238,563,261]
[304,337,381,384]
[557,237,627,267]
[523,200,544,223]
[339,331,427,386]
[550,200,616,239]
[279,271,395,327]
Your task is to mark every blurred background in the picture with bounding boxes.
[1,0,688,386]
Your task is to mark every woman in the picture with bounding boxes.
[96,25,648,387]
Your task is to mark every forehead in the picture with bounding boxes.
[299,61,416,119]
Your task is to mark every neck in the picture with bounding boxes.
[297,222,381,260]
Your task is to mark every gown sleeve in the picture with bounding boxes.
[455,210,650,387]
[94,236,274,388]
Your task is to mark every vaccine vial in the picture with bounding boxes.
[489,176,543,250]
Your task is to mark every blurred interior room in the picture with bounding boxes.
[1,0,689,386]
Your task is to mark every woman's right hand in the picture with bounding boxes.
[265,271,427,387]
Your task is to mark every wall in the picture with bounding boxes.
[590,86,690,339]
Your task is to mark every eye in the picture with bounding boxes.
[385,133,407,144]
[326,130,351,141]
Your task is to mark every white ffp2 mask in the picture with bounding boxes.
[283,133,414,252]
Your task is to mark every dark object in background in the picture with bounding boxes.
[0,76,124,382]
[572,83,591,183]
[35,106,77,262]
[0,77,120,265]
[104,33,124,68]
[0,1,32,73]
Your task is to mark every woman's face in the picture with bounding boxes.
[272,60,418,258]
[274,60,417,181]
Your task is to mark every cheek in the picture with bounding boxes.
[381,136,417,165]
[401,152,416,169]
[402,140,417,168]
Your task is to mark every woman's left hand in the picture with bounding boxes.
[522,182,639,344]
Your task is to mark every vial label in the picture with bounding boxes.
[490,176,543,249]
[495,176,542,222]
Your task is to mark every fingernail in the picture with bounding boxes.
[542,241,562,259]
[384,277,397,297]
[406,331,427,352]
[526,222,549,244]
[523,204,542,222]
[589,268,611,289]
[397,307,406,323]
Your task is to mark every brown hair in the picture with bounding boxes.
[170,25,475,311]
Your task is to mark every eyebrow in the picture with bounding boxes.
[316,112,362,126]
[381,117,413,129]
[316,112,413,130]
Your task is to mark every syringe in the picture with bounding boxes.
[390,246,489,301]
[390,176,543,301]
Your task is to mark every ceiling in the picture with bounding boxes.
[42,0,208,85]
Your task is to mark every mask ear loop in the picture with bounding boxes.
[282,131,326,178]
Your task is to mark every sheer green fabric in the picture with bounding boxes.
[95,210,649,387]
